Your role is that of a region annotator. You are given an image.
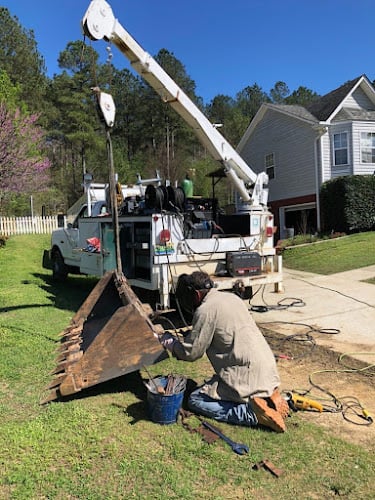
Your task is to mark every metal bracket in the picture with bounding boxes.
[253,459,284,477]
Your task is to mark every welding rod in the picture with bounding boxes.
[143,365,165,394]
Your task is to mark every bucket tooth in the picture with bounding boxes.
[59,327,83,340]
[54,346,80,357]
[51,362,69,375]
[55,339,82,352]
[51,351,84,374]
[40,389,59,405]
[55,345,81,360]
[42,271,167,404]
[46,374,66,390]
[56,352,71,363]
[55,346,78,358]
[59,332,82,343]
[61,317,85,331]
[55,354,66,364]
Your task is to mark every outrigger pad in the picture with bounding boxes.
[41,271,167,403]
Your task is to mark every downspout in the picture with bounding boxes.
[314,124,328,232]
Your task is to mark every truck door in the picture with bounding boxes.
[78,218,104,276]
[63,205,89,264]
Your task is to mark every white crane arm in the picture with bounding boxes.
[82,0,269,206]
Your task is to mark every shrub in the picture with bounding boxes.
[320,175,375,233]
[0,235,8,248]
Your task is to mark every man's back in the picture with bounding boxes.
[190,289,280,401]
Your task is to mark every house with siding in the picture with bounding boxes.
[237,75,375,239]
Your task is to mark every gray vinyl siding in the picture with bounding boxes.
[352,122,375,174]
[343,88,375,110]
[240,109,317,202]
[239,82,375,208]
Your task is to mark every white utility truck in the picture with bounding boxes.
[44,0,283,309]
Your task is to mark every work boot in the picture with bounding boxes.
[250,397,286,433]
[268,389,290,419]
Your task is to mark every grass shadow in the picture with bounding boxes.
[34,272,99,312]
[54,371,147,404]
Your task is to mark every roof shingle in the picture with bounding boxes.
[306,76,364,121]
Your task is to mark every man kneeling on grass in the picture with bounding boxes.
[159,271,289,432]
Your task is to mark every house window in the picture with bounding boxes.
[265,152,275,179]
[333,132,348,165]
[361,132,375,163]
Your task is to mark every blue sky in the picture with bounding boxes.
[2,0,375,103]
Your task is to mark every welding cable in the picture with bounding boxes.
[281,332,317,359]
[279,353,374,424]
[307,371,344,413]
[158,212,191,327]
[249,284,306,312]
[183,233,220,257]
[152,313,178,332]
[308,365,375,422]
[286,273,375,309]
[250,299,305,313]
[338,352,375,376]
[285,352,375,419]
[170,212,206,268]
[250,284,263,298]
[339,396,373,426]
[179,237,217,260]
[260,321,340,359]
[260,320,340,336]
[262,329,317,360]
[331,355,374,424]
[283,385,372,425]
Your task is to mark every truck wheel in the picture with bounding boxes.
[52,249,68,281]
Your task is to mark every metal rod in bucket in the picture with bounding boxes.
[146,375,187,425]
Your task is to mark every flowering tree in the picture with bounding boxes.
[0,102,50,203]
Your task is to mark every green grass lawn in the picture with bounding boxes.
[0,234,374,499]
[282,231,375,274]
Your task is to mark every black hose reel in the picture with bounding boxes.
[145,185,185,211]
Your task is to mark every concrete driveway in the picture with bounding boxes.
[251,265,375,364]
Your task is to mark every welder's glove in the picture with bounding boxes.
[159,333,177,352]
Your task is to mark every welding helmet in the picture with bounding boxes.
[175,272,213,315]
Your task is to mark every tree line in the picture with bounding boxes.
[0,6,320,216]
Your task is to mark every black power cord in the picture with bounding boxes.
[249,284,306,312]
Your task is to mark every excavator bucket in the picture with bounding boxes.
[41,271,168,404]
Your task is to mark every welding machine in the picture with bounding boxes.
[226,251,261,277]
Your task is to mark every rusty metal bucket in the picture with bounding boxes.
[41,271,167,404]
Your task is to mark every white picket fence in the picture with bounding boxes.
[0,216,64,236]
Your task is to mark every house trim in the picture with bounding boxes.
[269,194,316,239]
[325,75,375,123]
[332,130,350,167]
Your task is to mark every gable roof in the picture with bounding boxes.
[237,102,318,151]
[306,75,366,121]
[267,104,317,122]
[237,74,375,151]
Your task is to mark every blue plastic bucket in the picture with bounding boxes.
[147,376,185,425]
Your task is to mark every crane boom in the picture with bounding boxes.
[82,0,269,209]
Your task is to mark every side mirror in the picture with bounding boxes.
[57,214,66,228]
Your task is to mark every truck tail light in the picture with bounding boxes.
[159,229,171,243]
[266,226,274,237]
